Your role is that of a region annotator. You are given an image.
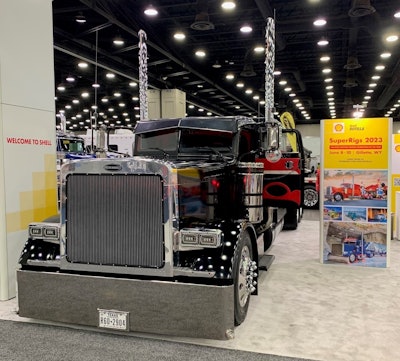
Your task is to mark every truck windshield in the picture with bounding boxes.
[59,139,85,153]
[134,129,179,154]
[179,129,233,153]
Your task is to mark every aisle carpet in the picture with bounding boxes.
[0,319,318,361]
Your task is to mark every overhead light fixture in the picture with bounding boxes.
[195,49,206,57]
[78,62,88,68]
[317,38,329,46]
[66,76,75,82]
[240,25,252,33]
[75,13,86,23]
[212,60,222,68]
[254,46,264,53]
[113,35,124,46]
[225,73,235,80]
[173,31,186,40]
[395,11,400,18]
[144,5,158,16]
[380,52,391,59]
[313,18,327,26]
[386,34,399,42]
[221,0,236,10]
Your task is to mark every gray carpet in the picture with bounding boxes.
[0,319,317,361]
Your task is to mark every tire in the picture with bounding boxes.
[233,231,256,326]
[263,228,273,251]
[349,253,356,263]
[283,208,298,230]
[333,193,343,202]
[303,186,319,209]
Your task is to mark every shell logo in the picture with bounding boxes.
[333,122,345,133]
[395,144,400,152]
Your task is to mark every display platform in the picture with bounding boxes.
[17,270,234,340]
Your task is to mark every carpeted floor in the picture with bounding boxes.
[0,319,317,361]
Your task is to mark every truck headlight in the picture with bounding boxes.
[29,223,60,241]
[179,229,222,249]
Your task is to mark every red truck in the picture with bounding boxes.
[326,182,386,202]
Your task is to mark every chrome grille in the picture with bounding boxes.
[66,174,164,268]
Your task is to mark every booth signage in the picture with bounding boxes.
[320,118,391,268]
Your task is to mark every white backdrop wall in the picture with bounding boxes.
[0,0,57,300]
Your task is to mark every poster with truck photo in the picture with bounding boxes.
[320,118,391,267]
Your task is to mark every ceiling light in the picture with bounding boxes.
[114,92,121,97]
[245,89,253,94]
[113,35,124,46]
[279,80,287,85]
[284,87,292,92]
[254,46,264,53]
[371,75,381,80]
[395,11,400,18]
[313,18,327,26]
[144,5,158,16]
[81,92,89,98]
[221,1,236,10]
[212,60,222,68]
[317,38,329,46]
[320,56,330,62]
[386,34,398,42]
[106,73,115,78]
[78,62,88,68]
[324,78,333,83]
[75,13,86,23]
[322,68,332,74]
[375,65,385,71]
[225,73,235,80]
[173,31,186,40]
[195,49,206,57]
[101,98,109,103]
[240,25,252,33]
[380,52,391,59]
[273,70,281,76]
[92,83,100,88]
[129,82,137,87]
[236,82,244,88]
[66,76,75,82]
[57,85,66,91]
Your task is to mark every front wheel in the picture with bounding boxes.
[233,231,256,326]
[303,186,319,209]
[333,193,343,202]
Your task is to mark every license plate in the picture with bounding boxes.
[98,309,129,331]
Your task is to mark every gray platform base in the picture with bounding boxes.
[17,270,234,340]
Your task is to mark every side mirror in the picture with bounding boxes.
[262,123,282,163]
